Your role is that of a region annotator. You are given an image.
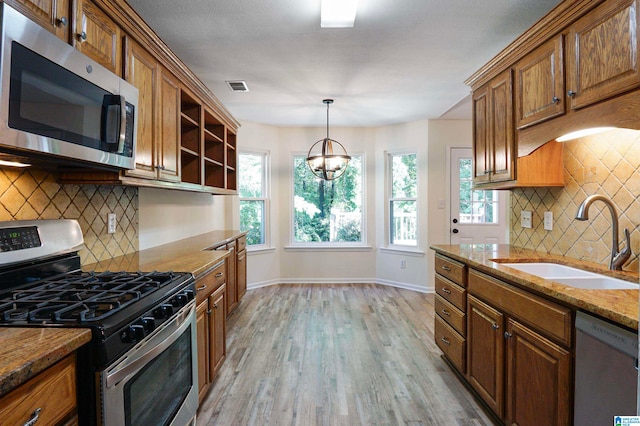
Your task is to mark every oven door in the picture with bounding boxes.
[100,303,198,426]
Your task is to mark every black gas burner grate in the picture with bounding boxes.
[0,270,181,324]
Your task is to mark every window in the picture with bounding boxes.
[239,151,269,247]
[292,154,363,244]
[458,158,498,224]
[388,152,417,246]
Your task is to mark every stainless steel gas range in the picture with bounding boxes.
[0,219,198,426]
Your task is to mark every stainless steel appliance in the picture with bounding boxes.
[574,311,638,424]
[0,220,197,426]
[0,4,138,170]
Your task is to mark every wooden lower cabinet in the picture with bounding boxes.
[195,262,227,403]
[505,318,571,426]
[464,268,573,426]
[237,246,247,301]
[0,354,78,425]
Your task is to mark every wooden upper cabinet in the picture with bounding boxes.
[515,35,565,129]
[73,0,121,75]
[566,0,640,110]
[124,36,158,180]
[6,0,71,41]
[158,69,181,183]
[472,69,515,185]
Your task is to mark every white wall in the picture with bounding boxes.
[136,118,473,291]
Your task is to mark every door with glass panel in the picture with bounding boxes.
[450,148,507,245]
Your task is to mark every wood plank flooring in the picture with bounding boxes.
[197,284,494,426]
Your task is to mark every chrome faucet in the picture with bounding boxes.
[575,194,632,270]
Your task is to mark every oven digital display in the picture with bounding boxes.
[0,226,41,252]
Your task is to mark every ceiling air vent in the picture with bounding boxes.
[226,80,249,92]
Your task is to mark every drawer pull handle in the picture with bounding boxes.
[196,285,207,292]
[441,337,450,345]
[215,272,223,278]
[24,408,41,426]
[441,288,451,294]
[504,332,512,339]
[441,309,450,316]
[492,323,499,330]
[441,265,451,271]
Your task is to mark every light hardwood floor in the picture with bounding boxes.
[197,284,494,426]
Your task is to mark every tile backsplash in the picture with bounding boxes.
[0,168,138,265]
[511,129,640,272]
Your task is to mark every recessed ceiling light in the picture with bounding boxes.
[226,81,249,92]
[321,0,358,28]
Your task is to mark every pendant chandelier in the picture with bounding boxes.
[306,99,351,181]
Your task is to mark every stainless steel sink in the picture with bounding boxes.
[500,263,637,290]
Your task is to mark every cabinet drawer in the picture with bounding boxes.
[468,269,572,346]
[195,261,226,304]
[435,274,466,311]
[435,314,466,374]
[0,354,77,426]
[237,235,246,252]
[435,294,466,336]
[435,254,466,286]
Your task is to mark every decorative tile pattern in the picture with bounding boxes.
[0,168,138,266]
[511,129,640,272]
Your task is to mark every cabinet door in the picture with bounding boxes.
[225,243,238,316]
[73,0,121,75]
[237,248,247,301]
[6,0,71,41]
[567,0,640,110]
[505,318,571,426]
[488,69,514,183]
[467,295,504,417]
[124,37,158,180]
[196,299,209,402]
[158,68,181,182]
[472,86,490,184]
[209,284,226,381]
[515,35,564,129]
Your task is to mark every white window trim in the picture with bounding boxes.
[290,151,367,247]
[239,149,271,251]
[386,149,418,249]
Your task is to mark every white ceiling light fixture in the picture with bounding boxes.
[556,127,616,142]
[306,99,351,181]
[321,0,358,28]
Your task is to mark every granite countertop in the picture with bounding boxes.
[85,230,246,277]
[430,244,638,330]
[0,328,92,399]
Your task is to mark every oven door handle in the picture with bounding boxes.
[105,304,194,388]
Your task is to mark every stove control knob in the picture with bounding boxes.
[121,324,145,343]
[171,293,188,307]
[183,289,195,301]
[140,316,155,334]
[153,304,173,319]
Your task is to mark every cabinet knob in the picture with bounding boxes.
[78,31,87,42]
[57,16,68,27]
[504,331,512,339]
[213,303,218,309]
[567,90,576,98]
[552,96,560,104]
[492,323,499,330]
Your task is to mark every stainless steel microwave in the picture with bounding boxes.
[0,4,138,170]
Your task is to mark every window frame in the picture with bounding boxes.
[238,149,270,251]
[386,149,419,249]
[289,151,367,248]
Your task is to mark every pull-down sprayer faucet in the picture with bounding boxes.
[575,194,631,270]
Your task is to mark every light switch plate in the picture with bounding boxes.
[543,211,553,231]
[521,211,532,229]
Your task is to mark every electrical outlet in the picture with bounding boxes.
[543,211,553,231]
[400,260,406,269]
[107,213,116,234]
[521,211,532,229]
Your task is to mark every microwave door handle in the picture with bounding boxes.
[117,95,126,154]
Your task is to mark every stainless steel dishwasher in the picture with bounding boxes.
[574,311,638,425]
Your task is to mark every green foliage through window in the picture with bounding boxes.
[389,153,417,245]
[239,152,267,245]
[459,158,498,224]
[293,155,363,243]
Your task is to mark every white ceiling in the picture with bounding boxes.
[127,0,561,127]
